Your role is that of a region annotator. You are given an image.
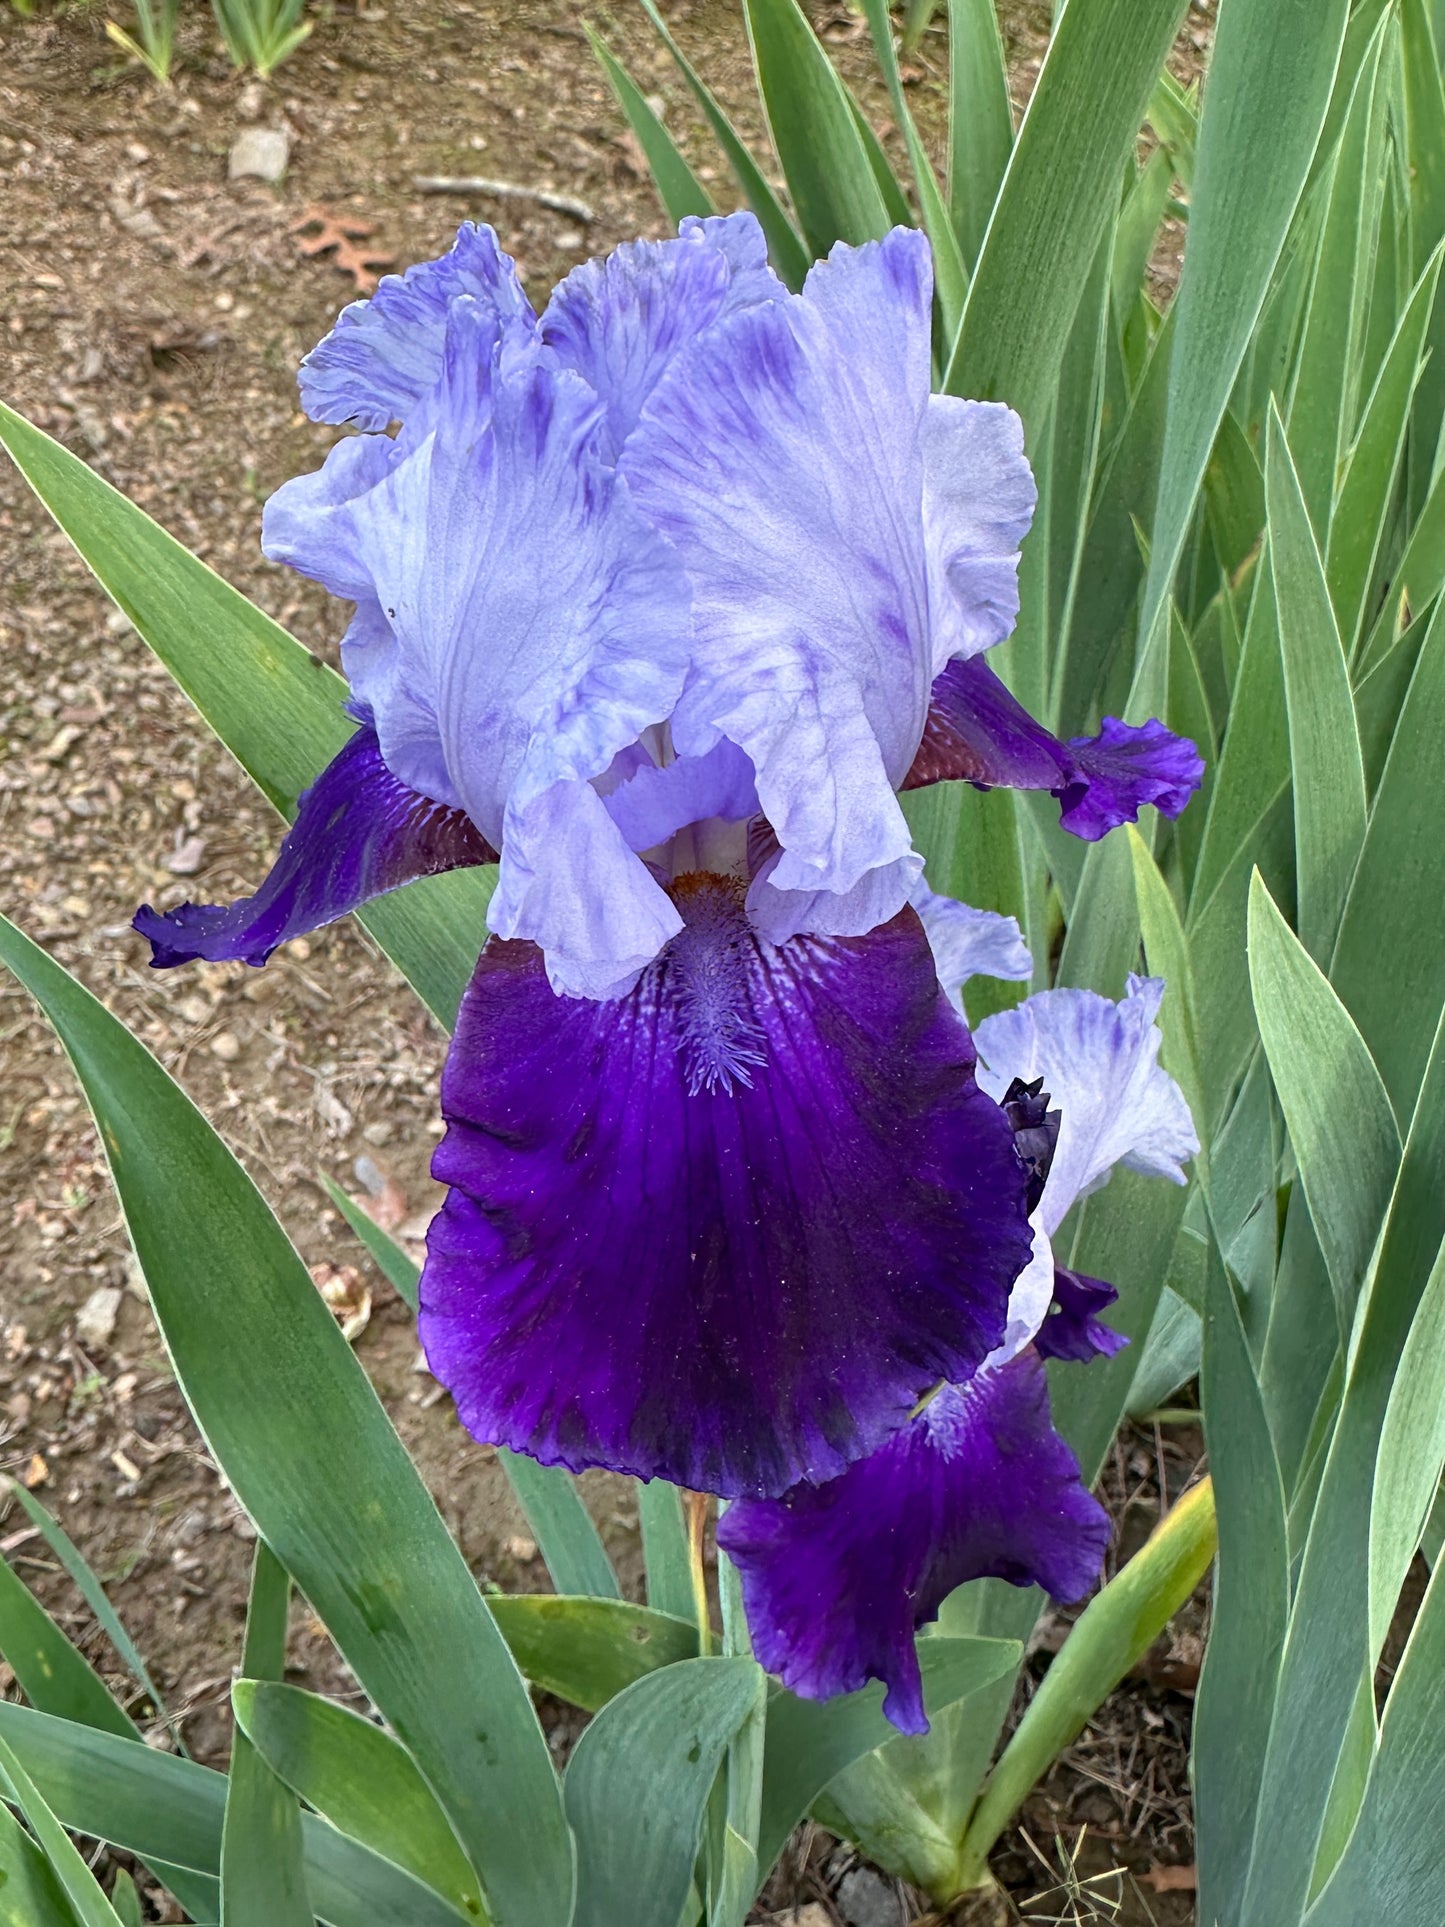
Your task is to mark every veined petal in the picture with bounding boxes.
[133,726,494,969]
[974,975,1198,1236]
[903,656,1204,840]
[1061,716,1208,840]
[908,880,1032,1018]
[297,223,535,430]
[718,1351,1109,1735]
[923,397,1037,670]
[542,212,785,457]
[275,304,695,996]
[419,881,1033,1499]
[355,313,691,834]
[624,229,937,920]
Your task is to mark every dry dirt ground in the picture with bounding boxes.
[0,0,1209,1919]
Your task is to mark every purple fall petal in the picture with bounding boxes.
[1060,715,1208,840]
[1034,1267,1127,1364]
[719,1350,1110,1735]
[133,726,494,969]
[419,879,1033,1499]
[903,655,1203,840]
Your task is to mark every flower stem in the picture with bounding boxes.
[950,1476,1217,1894]
[685,1490,713,1655]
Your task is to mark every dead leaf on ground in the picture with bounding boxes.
[23,1453,49,1489]
[311,1263,372,1343]
[291,205,395,292]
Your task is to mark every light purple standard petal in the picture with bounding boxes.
[542,212,785,456]
[419,879,1033,1499]
[624,229,937,936]
[974,975,1199,1236]
[132,725,494,969]
[719,1351,1110,1734]
[922,397,1037,669]
[275,303,697,998]
[297,223,535,430]
[903,656,1204,840]
[908,880,1031,1017]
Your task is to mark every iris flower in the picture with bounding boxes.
[719,972,1200,1734]
[136,215,1200,1508]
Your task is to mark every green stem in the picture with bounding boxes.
[687,1491,714,1657]
[950,1477,1218,1894]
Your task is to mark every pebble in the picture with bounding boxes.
[228,127,291,183]
[835,1868,905,1927]
[210,1032,241,1063]
[75,1285,122,1350]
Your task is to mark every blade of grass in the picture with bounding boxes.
[742,0,891,257]
[1139,0,1352,642]
[219,1543,309,1926]
[945,0,1013,270]
[942,0,1188,435]
[0,912,572,1927]
[587,28,716,222]
[635,0,809,287]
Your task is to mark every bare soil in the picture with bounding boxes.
[0,2,1208,1920]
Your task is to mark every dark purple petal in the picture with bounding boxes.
[133,726,495,969]
[902,656,1203,841]
[1060,716,1207,840]
[1034,1266,1127,1364]
[718,1351,1110,1734]
[419,877,1033,1499]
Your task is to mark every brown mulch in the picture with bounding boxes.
[0,2,1209,1921]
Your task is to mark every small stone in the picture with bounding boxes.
[505,1534,539,1564]
[836,1867,905,1927]
[41,723,82,762]
[362,1119,393,1146]
[177,994,211,1026]
[237,80,267,121]
[210,1032,241,1063]
[75,1285,123,1350]
[767,1909,830,1927]
[228,127,291,183]
[164,832,208,875]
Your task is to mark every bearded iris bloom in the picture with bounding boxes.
[718,973,1199,1734]
[135,214,1201,1505]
